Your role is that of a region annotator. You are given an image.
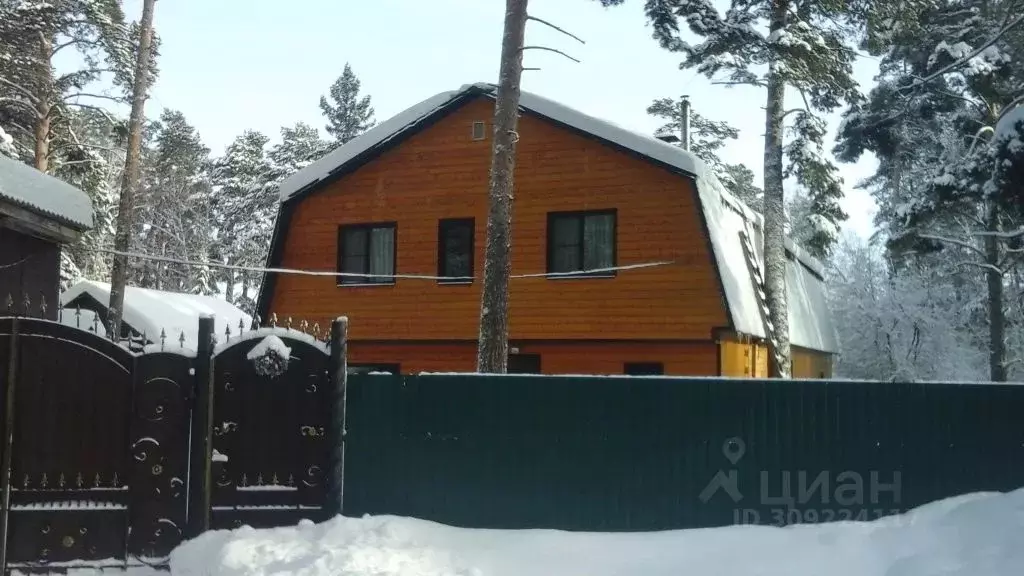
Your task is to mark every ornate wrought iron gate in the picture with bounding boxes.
[0,312,348,573]
[0,316,192,572]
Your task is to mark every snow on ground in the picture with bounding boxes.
[162,488,1024,576]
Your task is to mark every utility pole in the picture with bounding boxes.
[679,95,691,151]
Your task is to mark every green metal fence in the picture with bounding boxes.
[343,374,1024,531]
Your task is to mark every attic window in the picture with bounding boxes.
[471,121,487,141]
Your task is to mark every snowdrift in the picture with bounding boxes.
[168,488,1024,576]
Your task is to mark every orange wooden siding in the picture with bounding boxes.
[348,341,719,376]
[269,96,730,343]
[792,347,833,378]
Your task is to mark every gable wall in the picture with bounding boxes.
[269,96,730,342]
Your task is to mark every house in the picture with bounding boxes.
[60,280,252,350]
[257,83,839,377]
[0,155,93,319]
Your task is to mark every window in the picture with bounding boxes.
[547,210,616,276]
[508,354,541,374]
[471,121,487,141]
[337,223,396,285]
[348,363,401,375]
[437,218,474,282]
[625,362,664,376]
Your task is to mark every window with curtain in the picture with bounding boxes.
[337,223,396,285]
[437,218,474,282]
[546,210,616,276]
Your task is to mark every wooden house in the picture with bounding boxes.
[257,83,839,377]
[0,155,93,319]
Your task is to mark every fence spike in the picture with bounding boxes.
[300,319,308,334]
[5,293,13,313]
[252,314,261,331]
[225,323,232,340]
[92,311,100,333]
[239,317,245,334]
[75,305,81,327]
[286,316,293,330]
[39,293,47,316]
[160,328,167,351]
[76,472,83,488]
[313,323,321,340]
[22,474,28,488]
[94,473,101,488]
[270,313,278,328]
[22,293,31,315]
[141,331,147,350]
[179,331,186,348]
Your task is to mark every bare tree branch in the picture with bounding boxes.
[521,46,580,63]
[918,232,985,256]
[63,92,125,104]
[526,15,585,44]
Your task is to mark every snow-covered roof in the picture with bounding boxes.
[276,83,838,354]
[0,155,93,230]
[60,280,252,351]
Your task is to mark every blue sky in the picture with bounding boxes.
[118,0,879,236]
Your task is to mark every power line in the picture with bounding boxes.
[85,247,674,281]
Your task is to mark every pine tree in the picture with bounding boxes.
[108,0,157,340]
[601,0,862,376]
[210,130,275,312]
[135,109,214,294]
[268,122,330,177]
[319,63,375,145]
[647,97,763,210]
[836,0,1024,381]
[0,0,130,172]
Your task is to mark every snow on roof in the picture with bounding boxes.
[169,488,1024,576]
[60,280,252,351]
[0,155,93,230]
[276,83,837,353]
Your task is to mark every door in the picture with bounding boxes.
[508,354,541,374]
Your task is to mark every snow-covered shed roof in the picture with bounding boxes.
[275,83,839,354]
[0,155,93,230]
[60,280,252,351]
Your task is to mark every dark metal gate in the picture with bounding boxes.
[0,316,192,572]
[208,329,334,530]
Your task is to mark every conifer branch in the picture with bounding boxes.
[901,14,1024,92]
[521,46,580,63]
[526,16,585,44]
[0,77,41,105]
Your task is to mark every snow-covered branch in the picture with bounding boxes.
[902,14,1024,92]
[918,233,985,256]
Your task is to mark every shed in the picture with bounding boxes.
[0,155,93,318]
[60,280,252,351]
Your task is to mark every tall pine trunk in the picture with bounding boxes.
[762,0,792,378]
[33,35,52,172]
[476,0,529,373]
[108,0,157,340]
[984,201,1006,381]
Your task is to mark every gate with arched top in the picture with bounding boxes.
[0,316,193,572]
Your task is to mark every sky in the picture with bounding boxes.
[117,0,880,237]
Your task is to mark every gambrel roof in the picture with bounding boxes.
[269,83,839,354]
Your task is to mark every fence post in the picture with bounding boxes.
[327,317,348,517]
[0,316,19,573]
[187,315,215,537]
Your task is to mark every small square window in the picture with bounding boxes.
[337,223,396,285]
[547,210,617,277]
[471,121,486,141]
[624,362,664,376]
[438,218,474,282]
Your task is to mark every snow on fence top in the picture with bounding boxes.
[275,82,838,354]
[0,154,93,230]
[60,280,252,351]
